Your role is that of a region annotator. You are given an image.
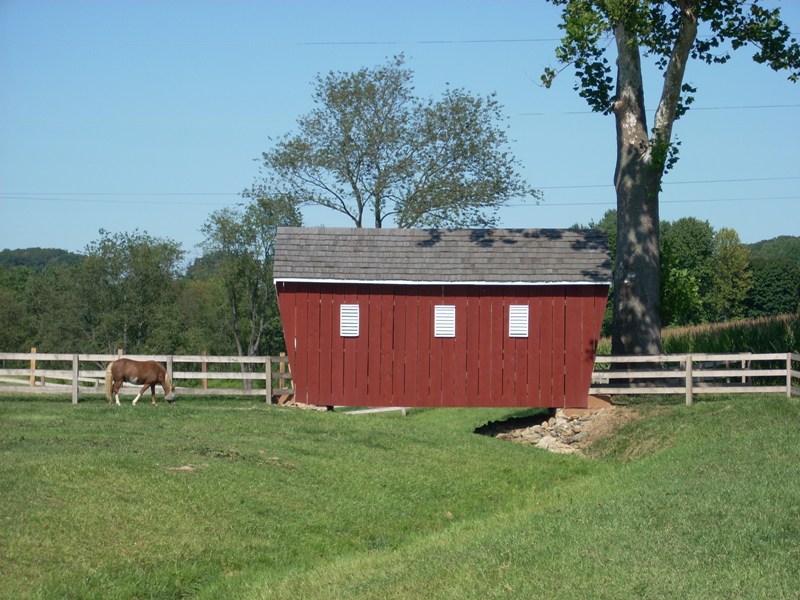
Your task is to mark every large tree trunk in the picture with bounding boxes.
[611,23,663,356]
[610,6,697,356]
[612,166,663,356]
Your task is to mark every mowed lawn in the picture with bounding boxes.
[1,395,798,599]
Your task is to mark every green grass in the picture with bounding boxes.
[1,395,799,599]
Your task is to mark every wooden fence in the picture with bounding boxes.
[0,352,294,405]
[589,352,800,405]
[1,350,798,406]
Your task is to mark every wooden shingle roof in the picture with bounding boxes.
[273,227,611,285]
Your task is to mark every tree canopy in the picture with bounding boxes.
[245,55,537,228]
[544,0,800,355]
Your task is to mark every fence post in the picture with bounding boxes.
[29,347,37,387]
[787,353,792,399]
[201,351,208,390]
[266,357,273,403]
[71,354,79,404]
[685,354,693,406]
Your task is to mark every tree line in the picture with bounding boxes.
[577,211,800,336]
[0,196,301,356]
[2,215,796,355]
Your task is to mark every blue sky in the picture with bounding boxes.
[1,0,798,262]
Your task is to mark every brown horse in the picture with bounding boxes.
[105,358,175,406]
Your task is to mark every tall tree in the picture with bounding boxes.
[660,217,715,323]
[710,228,752,321]
[543,1,800,355]
[79,230,185,353]
[246,55,537,228]
[201,197,301,358]
[746,257,800,317]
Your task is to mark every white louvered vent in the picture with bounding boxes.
[434,305,456,338]
[508,304,529,338]
[340,304,360,337]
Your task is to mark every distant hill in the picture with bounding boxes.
[0,248,83,271]
[748,236,800,267]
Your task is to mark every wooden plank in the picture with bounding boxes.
[589,386,687,395]
[392,287,407,406]
[340,285,358,405]
[354,284,370,406]
[429,289,444,407]
[513,288,530,408]
[327,287,343,404]
[318,284,334,404]
[346,406,407,416]
[305,284,322,405]
[551,286,567,406]
[593,355,687,365]
[538,290,554,405]
[71,355,79,404]
[403,287,419,406]
[564,289,587,407]
[465,287,481,407]
[486,292,503,405]
[379,290,395,405]
[293,286,309,404]
[477,286,493,406]
[450,287,469,408]
[527,291,542,407]
[366,285,383,404]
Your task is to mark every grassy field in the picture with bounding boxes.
[1,394,799,599]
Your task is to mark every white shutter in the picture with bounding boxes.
[508,304,529,338]
[434,305,456,338]
[340,304,360,337]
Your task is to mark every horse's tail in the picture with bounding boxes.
[164,370,173,396]
[104,363,113,401]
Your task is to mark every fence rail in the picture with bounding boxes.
[0,352,295,404]
[590,352,800,405]
[1,351,798,406]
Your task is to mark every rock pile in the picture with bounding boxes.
[487,408,614,455]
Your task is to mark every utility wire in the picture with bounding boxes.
[2,176,798,198]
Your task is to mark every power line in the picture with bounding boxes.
[2,194,798,209]
[508,195,800,208]
[515,104,800,116]
[2,175,797,199]
[536,176,800,190]
[3,31,796,48]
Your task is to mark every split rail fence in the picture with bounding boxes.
[0,352,294,405]
[0,351,798,406]
[589,352,800,405]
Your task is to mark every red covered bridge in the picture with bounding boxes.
[273,227,611,409]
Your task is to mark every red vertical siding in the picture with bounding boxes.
[403,289,419,405]
[276,282,608,409]
[450,287,469,407]
[564,287,586,406]
[328,284,345,404]
[379,291,394,405]
[429,288,444,407]
[489,293,505,406]
[476,288,493,406]
[527,292,542,407]
[554,286,568,405]
[392,288,407,406]
[318,285,333,404]
[416,287,432,406]
[465,287,481,407]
